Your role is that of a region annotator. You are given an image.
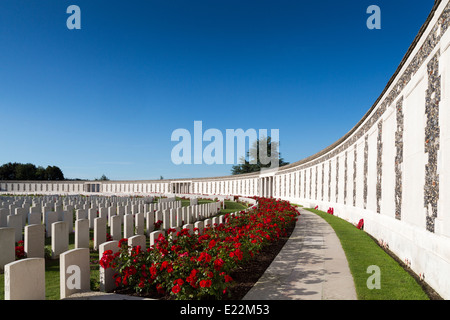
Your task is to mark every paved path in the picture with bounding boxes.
[243,208,357,300]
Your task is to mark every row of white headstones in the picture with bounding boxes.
[0,195,243,300]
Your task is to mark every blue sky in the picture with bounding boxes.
[0,0,435,180]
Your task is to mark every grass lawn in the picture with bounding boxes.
[306,208,429,300]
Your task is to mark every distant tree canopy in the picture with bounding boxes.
[0,162,65,181]
[95,174,110,181]
[231,136,289,175]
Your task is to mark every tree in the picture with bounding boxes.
[96,174,109,181]
[0,163,65,180]
[45,166,64,181]
[15,163,37,180]
[231,136,289,175]
[35,166,48,180]
[0,162,17,180]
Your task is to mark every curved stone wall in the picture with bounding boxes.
[2,1,450,299]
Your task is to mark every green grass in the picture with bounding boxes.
[305,208,429,300]
[220,200,248,214]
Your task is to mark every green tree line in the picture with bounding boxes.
[0,162,65,181]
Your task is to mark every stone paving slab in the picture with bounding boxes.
[243,208,357,300]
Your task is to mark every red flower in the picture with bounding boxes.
[357,219,364,230]
[224,274,233,283]
[198,252,212,263]
[213,258,224,271]
[172,284,181,294]
[199,279,212,288]
[208,239,216,249]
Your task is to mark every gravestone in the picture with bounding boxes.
[0,228,15,272]
[75,219,89,249]
[45,211,59,238]
[194,221,204,235]
[0,208,8,227]
[129,234,146,251]
[124,214,134,238]
[60,248,90,299]
[94,217,107,251]
[149,230,164,247]
[28,212,41,226]
[88,208,97,229]
[4,258,46,300]
[135,212,144,236]
[110,215,122,241]
[99,241,119,292]
[52,221,68,259]
[162,209,170,230]
[7,214,23,242]
[24,224,45,259]
[145,211,155,236]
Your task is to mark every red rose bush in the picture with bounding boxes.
[100,197,299,300]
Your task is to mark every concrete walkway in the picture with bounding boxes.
[243,208,357,300]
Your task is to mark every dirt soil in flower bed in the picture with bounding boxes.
[112,221,296,300]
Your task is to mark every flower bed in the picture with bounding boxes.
[100,197,299,300]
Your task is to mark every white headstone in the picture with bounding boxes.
[149,230,164,247]
[94,217,107,251]
[7,214,23,242]
[99,241,119,293]
[28,211,41,226]
[124,214,134,239]
[45,211,59,238]
[0,228,15,272]
[135,212,144,236]
[75,219,90,249]
[0,208,8,227]
[4,258,46,300]
[128,234,146,251]
[145,211,155,236]
[24,224,45,259]
[110,215,122,241]
[60,248,90,299]
[52,221,68,259]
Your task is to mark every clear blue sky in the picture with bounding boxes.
[0,0,436,180]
